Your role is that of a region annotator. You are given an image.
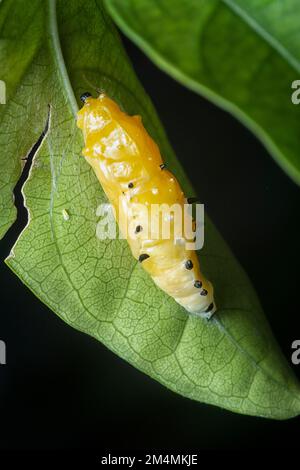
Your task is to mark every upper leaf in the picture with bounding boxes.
[105,0,300,185]
[1,0,300,419]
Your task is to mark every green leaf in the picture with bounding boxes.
[105,0,300,185]
[1,0,300,419]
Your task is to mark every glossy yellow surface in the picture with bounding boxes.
[77,94,215,318]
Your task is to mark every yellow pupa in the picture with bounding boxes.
[77,92,216,319]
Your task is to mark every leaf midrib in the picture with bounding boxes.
[47,0,78,116]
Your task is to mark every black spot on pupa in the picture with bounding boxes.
[185,260,193,270]
[139,254,149,263]
[187,197,200,204]
[200,289,208,296]
[80,92,91,103]
[128,182,134,188]
[135,225,142,233]
[194,280,202,288]
[205,302,214,312]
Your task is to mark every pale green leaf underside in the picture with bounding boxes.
[1,0,300,419]
[105,0,300,185]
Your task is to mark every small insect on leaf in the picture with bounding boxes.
[62,209,70,221]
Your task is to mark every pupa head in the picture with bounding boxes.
[77,92,111,135]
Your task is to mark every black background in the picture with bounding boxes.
[0,34,299,451]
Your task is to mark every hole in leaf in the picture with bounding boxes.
[2,105,51,257]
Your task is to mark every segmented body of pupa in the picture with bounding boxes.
[77,93,216,319]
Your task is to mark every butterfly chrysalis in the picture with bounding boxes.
[77,93,216,319]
